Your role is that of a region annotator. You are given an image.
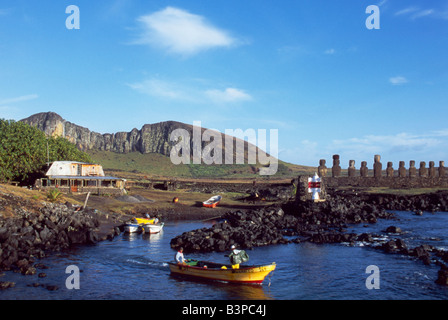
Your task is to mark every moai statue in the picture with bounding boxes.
[439,161,446,178]
[419,161,428,177]
[318,159,328,177]
[360,161,368,177]
[398,161,406,177]
[373,155,382,178]
[348,160,356,177]
[409,160,417,178]
[428,161,436,178]
[332,154,341,177]
[386,162,394,177]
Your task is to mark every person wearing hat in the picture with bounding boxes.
[229,245,240,269]
[228,244,250,269]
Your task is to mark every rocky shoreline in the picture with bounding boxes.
[0,185,229,290]
[170,190,448,286]
[0,198,132,293]
[2,187,448,290]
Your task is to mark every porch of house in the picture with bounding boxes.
[35,176,127,195]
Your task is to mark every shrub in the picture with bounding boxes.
[47,189,63,203]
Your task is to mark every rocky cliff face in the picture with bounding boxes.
[20,112,266,164]
[20,112,192,156]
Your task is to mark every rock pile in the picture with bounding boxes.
[0,202,113,272]
[170,193,396,253]
[171,207,289,253]
[338,189,448,213]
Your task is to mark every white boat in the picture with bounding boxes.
[203,195,222,208]
[142,222,164,234]
[124,223,141,233]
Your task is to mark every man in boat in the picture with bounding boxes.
[175,247,186,265]
[145,213,159,224]
[228,245,249,269]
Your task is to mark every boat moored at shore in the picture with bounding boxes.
[203,195,222,208]
[142,222,164,234]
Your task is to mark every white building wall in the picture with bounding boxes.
[46,161,105,177]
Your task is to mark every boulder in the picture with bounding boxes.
[436,265,448,286]
[385,226,402,234]
[0,281,15,290]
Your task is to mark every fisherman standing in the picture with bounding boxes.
[228,245,249,269]
[175,247,186,265]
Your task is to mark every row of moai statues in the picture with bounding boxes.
[318,155,447,178]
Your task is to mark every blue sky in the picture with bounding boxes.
[1,0,448,168]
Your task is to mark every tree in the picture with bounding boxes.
[0,119,47,182]
[48,136,92,163]
[0,119,92,183]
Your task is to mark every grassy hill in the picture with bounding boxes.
[21,112,317,181]
[88,150,315,180]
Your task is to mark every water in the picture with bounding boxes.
[2,212,448,300]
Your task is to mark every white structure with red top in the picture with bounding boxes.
[308,173,322,201]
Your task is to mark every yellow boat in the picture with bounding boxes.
[134,217,157,224]
[168,260,276,285]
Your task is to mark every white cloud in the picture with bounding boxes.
[127,79,193,101]
[389,76,408,85]
[333,133,440,154]
[133,7,238,56]
[0,94,38,105]
[411,9,435,19]
[395,7,419,16]
[324,48,335,55]
[395,6,444,20]
[327,131,447,164]
[283,130,448,166]
[205,88,252,103]
[128,78,252,104]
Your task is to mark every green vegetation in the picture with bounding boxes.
[46,188,63,202]
[0,119,92,183]
[88,149,315,179]
[362,186,448,195]
[87,150,191,177]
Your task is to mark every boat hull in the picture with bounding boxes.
[124,224,141,233]
[202,202,220,208]
[202,195,222,208]
[168,261,276,284]
[142,223,164,234]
